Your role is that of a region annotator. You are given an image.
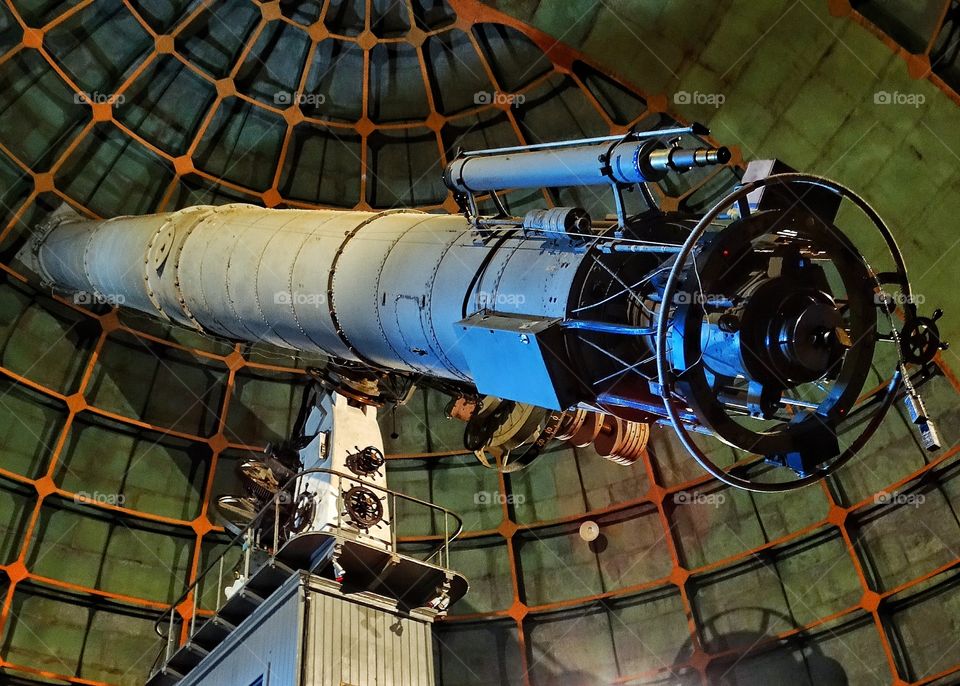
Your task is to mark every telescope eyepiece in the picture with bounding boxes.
[649,145,731,172]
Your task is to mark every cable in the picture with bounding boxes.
[570,265,669,314]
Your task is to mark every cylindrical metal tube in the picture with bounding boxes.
[648,146,731,171]
[34,204,591,383]
[444,140,666,193]
[444,141,730,194]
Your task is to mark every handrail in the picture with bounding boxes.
[151,467,464,645]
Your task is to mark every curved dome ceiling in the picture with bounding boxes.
[0,0,734,225]
[0,2,958,686]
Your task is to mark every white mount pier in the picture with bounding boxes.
[146,391,467,686]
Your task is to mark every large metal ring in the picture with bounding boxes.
[654,173,908,492]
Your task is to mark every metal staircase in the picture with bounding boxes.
[146,468,467,686]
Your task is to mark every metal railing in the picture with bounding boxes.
[150,467,463,673]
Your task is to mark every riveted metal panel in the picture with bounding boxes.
[41,214,161,313]
[176,206,243,338]
[477,236,583,320]
[79,216,157,314]
[223,209,298,343]
[189,205,267,340]
[282,210,367,357]
[33,217,95,290]
[148,206,213,331]
[34,204,587,389]
[469,233,521,316]
[302,582,436,686]
[330,210,427,371]
[377,215,476,379]
[428,229,498,378]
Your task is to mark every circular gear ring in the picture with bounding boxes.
[900,310,944,365]
[655,173,909,492]
[346,446,386,477]
[286,491,317,536]
[342,485,384,530]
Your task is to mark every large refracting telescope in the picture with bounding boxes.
[24,123,945,492]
